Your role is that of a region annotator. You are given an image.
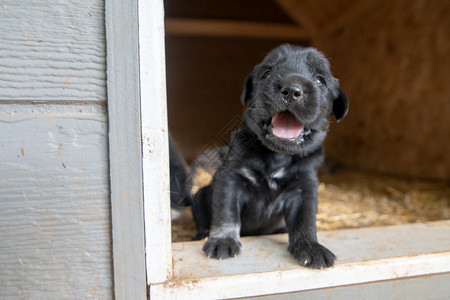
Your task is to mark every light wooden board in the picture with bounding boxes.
[0,0,106,101]
[138,0,172,285]
[150,221,450,299]
[0,104,112,298]
[249,273,450,300]
[105,0,147,297]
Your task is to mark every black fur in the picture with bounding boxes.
[192,45,349,269]
[169,134,192,208]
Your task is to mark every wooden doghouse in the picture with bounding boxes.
[165,0,450,181]
[1,0,449,299]
[166,0,450,244]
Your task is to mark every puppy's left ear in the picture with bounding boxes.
[332,89,349,122]
[240,74,254,105]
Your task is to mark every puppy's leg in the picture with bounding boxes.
[283,180,336,269]
[202,171,244,259]
[191,185,213,240]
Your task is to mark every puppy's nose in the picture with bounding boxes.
[281,85,303,103]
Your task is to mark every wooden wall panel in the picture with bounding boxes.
[0,0,106,101]
[0,104,112,298]
[321,0,450,180]
[105,0,148,295]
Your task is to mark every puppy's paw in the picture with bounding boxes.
[202,237,241,259]
[289,242,336,269]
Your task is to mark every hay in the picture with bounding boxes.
[172,168,450,242]
[317,169,450,230]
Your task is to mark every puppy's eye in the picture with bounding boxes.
[261,69,271,79]
[314,75,325,86]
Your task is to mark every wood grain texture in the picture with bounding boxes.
[0,104,112,298]
[152,221,450,299]
[139,0,173,284]
[322,0,450,180]
[247,273,450,300]
[0,0,106,101]
[105,0,147,297]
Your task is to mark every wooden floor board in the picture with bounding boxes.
[151,221,450,299]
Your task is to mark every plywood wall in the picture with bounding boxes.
[320,0,450,180]
[0,1,112,297]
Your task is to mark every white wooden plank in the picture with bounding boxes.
[150,221,450,299]
[0,104,112,298]
[138,0,172,284]
[105,0,147,297]
[249,273,450,300]
[0,0,106,101]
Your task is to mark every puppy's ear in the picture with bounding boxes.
[240,74,254,105]
[332,89,349,122]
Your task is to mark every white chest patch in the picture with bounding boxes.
[238,167,286,190]
[270,168,286,179]
[268,168,286,190]
[239,167,258,185]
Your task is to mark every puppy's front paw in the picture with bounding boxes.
[289,242,336,269]
[203,237,241,259]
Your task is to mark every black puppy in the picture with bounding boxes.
[192,44,348,269]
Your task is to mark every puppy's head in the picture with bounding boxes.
[241,44,348,155]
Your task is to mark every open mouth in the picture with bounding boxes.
[270,111,311,141]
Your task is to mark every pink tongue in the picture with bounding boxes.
[271,111,304,139]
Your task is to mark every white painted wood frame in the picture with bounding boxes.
[151,221,450,299]
[106,0,171,297]
[138,0,173,285]
[106,0,450,299]
[106,0,146,297]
